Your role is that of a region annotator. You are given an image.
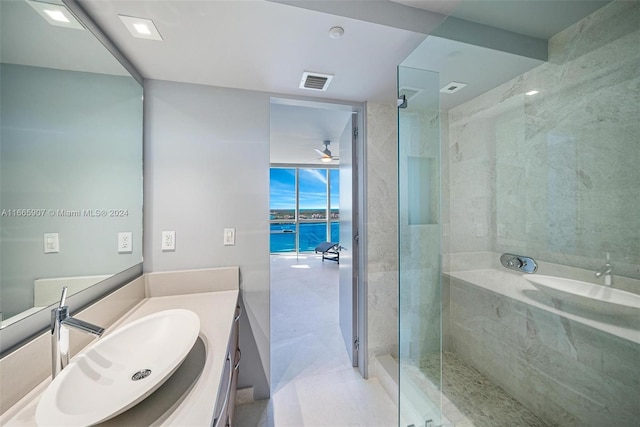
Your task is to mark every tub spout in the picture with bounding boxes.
[594,262,613,286]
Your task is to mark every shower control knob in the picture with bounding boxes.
[508,258,523,268]
[500,253,537,273]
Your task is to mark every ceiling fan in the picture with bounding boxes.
[314,140,339,163]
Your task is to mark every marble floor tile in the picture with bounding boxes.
[412,352,553,427]
[235,255,398,427]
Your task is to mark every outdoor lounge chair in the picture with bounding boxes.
[314,242,340,263]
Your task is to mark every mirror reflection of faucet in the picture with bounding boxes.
[51,287,104,379]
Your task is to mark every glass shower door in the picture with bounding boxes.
[398,65,444,427]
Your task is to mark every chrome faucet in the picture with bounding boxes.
[51,287,104,379]
[594,262,614,286]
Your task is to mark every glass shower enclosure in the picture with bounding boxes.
[397,66,444,427]
[398,1,639,426]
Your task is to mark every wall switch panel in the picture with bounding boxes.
[224,228,236,246]
[118,232,133,253]
[43,233,59,253]
[162,231,176,251]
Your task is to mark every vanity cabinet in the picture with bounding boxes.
[213,303,241,427]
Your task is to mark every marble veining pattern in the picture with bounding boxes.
[366,102,400,361]
[445,0,640,281]
[444,271,640,426]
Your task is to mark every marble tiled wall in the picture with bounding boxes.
[441,2,640,425]
[365,102,400,363]
[446,0,640,282]
[445,275,640,426]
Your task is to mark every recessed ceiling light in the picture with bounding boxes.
[44,9,69,23]
[526,90,539,96]
[119,15,163,41]
[26,0,84,30]
[133,23,151,35]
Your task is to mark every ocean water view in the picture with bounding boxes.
[270,222,339,252]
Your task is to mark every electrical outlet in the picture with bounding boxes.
[118,232,132,253]
[162,231,176,251]
[224,228,236,246]
[43,233,59,253]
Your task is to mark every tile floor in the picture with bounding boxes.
[234,254,398,427]
[404,352,552,427]
[235,255,551,427]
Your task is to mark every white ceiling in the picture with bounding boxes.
[401,35,545,111]
[77,0,426,104]
[8,0,611,165]
[391,0,610,39]
[270,102,353,165]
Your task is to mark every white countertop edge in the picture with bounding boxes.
[1,290,239,426]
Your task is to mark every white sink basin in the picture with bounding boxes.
[36,309,201,426]
[523,275,640,317]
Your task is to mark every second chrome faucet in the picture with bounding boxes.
[51,287,105,379]
[594,262,614,286]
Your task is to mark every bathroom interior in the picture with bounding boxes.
[1,0,639,426]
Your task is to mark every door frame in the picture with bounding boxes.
[269,96,368,378]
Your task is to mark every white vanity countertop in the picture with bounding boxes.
[1,289,239,426]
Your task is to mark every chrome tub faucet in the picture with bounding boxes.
[594,262,613,286]
[51,287,104,379]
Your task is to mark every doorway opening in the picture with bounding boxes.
[269,96,366,390]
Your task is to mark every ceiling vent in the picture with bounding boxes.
[440,81,467,94]
[299,72,334,91]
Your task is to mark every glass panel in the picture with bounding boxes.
[330,222,340,243]
[298,222,327,252]
[270,222,296,253]
[398,65,443,427]
[407,156,438,225]
[299,169,327,220]
[330,168,340,244]
[270,168,296,253]
[269,168,296,221]
[330,168,340,221]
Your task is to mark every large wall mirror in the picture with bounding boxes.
[0,0,143,336]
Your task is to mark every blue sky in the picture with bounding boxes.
[270,168,339,210]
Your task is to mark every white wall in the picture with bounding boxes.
[143,79,270,397]
[143,79,410,395]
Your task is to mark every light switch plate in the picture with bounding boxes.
[118,232,133,253]
[224,228,235,246]
[162,231,176,251]
[44,233,59,253]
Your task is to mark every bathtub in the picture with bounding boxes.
[443,267,640,426]
[446,268,639,344]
